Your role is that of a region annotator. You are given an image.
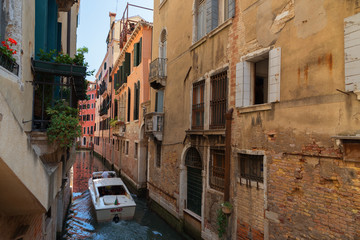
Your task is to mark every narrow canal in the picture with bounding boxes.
[62,151,184,240]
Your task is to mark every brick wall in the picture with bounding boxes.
[236,184,264,239]
[268,152,360,239]
[0,213,43,240]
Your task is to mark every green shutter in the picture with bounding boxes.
[134,43,138,67]
[124,52,131,79]
[139,38,142,65]
[120,65,124,85]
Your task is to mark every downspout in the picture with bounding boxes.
[224,108,233,202]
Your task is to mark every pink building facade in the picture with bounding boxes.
[78,83,97,148]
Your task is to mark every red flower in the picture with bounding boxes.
[8,38,17,45]
[13,50,16,54]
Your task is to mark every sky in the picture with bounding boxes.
[76,0,154,83]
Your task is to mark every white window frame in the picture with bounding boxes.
[236,47,281,108]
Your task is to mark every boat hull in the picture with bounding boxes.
[94,205,136,222]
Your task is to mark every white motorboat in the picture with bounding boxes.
[88,171,136,222]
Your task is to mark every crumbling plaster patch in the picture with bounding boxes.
[294,0,327,39]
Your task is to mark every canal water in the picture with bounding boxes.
[62,151,183,240]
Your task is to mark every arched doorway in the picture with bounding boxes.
[185,147,202,216]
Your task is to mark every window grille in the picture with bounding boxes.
[209,149,225,191]
[210,71,227,129]
[239,154,263,188]
[192,80,205,130]
[185,147,202,169]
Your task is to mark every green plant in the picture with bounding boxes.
[46,101,82,149]
[217,208,227,239]
[37,47,95,76]
[221,201,233,210]
[110,118,118,127]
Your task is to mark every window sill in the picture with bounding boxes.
[0,65,20,83]
[237,103,273,114]
[186,129,225,136]
[159,0,168,10]
[184,209,201,222]
[237,177,264,190]
[190,18,233,51]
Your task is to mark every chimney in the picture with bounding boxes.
[109,12,116,27]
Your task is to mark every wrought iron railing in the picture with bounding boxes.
[149,58,167,81]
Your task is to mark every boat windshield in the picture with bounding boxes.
[98,185,126,197]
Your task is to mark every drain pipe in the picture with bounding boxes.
[224,108,233,202]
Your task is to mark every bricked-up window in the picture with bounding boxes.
[209,149,225,191]
[134,142,138,159]
[239,154,263,188]
[156,142,161,168]
[192,80,205,129]
[210,71,227,129]
[125,141,129,155]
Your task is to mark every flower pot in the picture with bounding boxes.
[222,206,232,214]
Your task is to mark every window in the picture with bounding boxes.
[87,115,90,121]
[209,149,225,191]
[344,13,360,92]
[91,114,93,121]
[83,127,85,134]
[194,0,235,42]
[125,141,129,155]
[239,154,263,188]
[87,104,90,109]
[156,142,161,167]
[196,0,206,41]
[236,48,281,107]
[134,142,138,158]
[90,126,93,134]
[87,127,89,134]
[94,123,96,131]
[210,71,227,129]
[155,90,164,113]
[192,80,205,129]
[123,141,125,153]
[127,88,131,122]
[159,29,167,60]
[134,81,140,120]
[134,38,142,67]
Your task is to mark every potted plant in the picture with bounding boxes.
[221,201,233,214]
[0,37,18,74]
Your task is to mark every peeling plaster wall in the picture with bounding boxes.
[229,0,360,239]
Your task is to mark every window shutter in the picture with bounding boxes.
[124,52,131,79]
[114,73,118,89]
[134,42,138,67]
[120,65,124,85]
[139,38,142,65]
[235,61,251,107]
[344,13,360,92]
[228,0,235,18]
[268,47,281,103]
[156,90,164,113]
[206,0,218,33]
[127,88,131,122]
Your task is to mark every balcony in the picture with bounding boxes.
[112,121,126,137]
[99,81,107,96]
[145,112,164,141]
[31,59,87,130]
[149,58,167,89]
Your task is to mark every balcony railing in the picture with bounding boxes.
[0,51,19,75]
[149,58,167,89]
[145,112,164,141]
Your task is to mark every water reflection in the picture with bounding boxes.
[62,151,183,240]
